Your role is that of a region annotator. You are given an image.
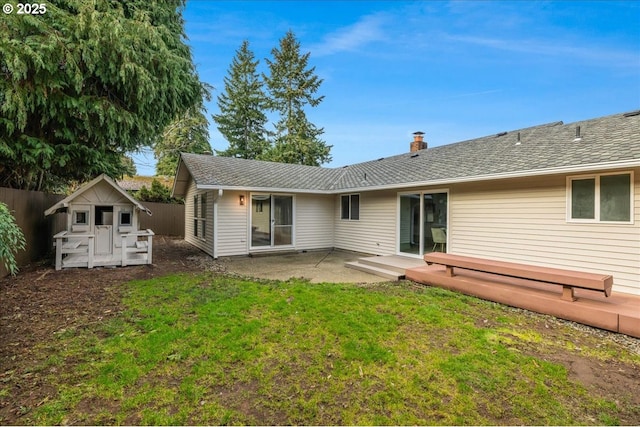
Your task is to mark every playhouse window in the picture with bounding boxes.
[568,172,633,223]
[119,211,132,226]
[73,211,88,225]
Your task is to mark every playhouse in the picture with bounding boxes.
[45,174,154,270]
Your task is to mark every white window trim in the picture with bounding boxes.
[396,189,450,257]
[566,171,634,224]
[73,210,89,225]
[193,193,207,241]
[248,193,296,250]
[119,210,132,226]
[340,193,360,221]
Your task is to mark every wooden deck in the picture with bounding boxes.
[344,255,639,338]
[406,264,640,338]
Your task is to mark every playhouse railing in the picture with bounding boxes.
[53,230,94,270]
[53,229,154,270]
[121,229,155,266]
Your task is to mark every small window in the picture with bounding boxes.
[193,193,207,240]
[568,172,632,223]
[73,211,88,225]
[341,194,360,220]
[119,211,132,226]
[341,195,350,219]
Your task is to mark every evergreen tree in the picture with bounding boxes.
[0,0,206,191]
[154,102,212,176]
[213,40,270,159]
[263,30,331,166]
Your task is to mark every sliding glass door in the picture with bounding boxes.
[251,194,293,248]
[398,191,448,256]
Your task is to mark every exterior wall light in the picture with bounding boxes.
[239,194,245,206]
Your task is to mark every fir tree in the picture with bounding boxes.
[154,101,212,176]
[0,0,206,191]
[263,30,331,166]
[213,40,270,159]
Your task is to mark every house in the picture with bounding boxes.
[45,174,155,270]
[172,111,640,296]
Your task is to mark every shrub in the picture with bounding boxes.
[0,202,26,276]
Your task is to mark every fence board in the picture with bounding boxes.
[140,202,184,236]
[0,187,65,277]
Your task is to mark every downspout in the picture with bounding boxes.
[213,189,223,259]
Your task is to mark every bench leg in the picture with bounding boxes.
[561,286,576,302]
[445,266,455,277]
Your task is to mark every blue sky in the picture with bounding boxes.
[134,1,640,175]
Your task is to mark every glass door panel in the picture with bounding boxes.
[251,194,293,247]
[273,195,293,246]
[251,195,271,247]
[423,192,448,253]
[399,194,421,255]
[399,192,448,256]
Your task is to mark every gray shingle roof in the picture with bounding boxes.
[175,111,640,195]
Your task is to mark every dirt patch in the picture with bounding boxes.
[0,237,211,424]
[1,238,639,424]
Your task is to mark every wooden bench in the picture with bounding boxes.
[423,252,613,301]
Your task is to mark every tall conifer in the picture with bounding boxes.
[263,30,331,166]
[213,40,270,159]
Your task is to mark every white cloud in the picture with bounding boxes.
[311,13,389,57]
[443,33,640,69]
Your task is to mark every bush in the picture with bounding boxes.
[136,179,183,204]
[0,202,26,276]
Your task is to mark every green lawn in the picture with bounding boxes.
[29,274,639,425]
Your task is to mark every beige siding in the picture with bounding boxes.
[295,194,335,249]
[449,169,640,295]
[334,190,396,255]
[217,190,249,256]
[184,179,214,257]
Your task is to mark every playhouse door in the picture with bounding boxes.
[95,206,114,255]
[95,226,112,254]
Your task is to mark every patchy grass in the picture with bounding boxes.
[28,274,640,425]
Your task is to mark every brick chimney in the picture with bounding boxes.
[410,131,427,152]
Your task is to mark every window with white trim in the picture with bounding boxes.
[340,194,360,220]
[119,210,132,226]
[568,172,633,223]
[193,193,207,239]
[73,210,88,225]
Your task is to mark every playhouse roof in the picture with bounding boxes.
[45,174,152,216]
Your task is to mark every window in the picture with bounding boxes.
[193,193,207,239]
[568,172,632,223]
[119,210,132,226]
[73,211,88,225]
[340,194,360,220]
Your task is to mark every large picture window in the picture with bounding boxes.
[340,194,360,220]
[568,172,633,223]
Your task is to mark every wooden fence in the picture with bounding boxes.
[0,187,66,277]
[0,188,184,277]
[139,201,184,237]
